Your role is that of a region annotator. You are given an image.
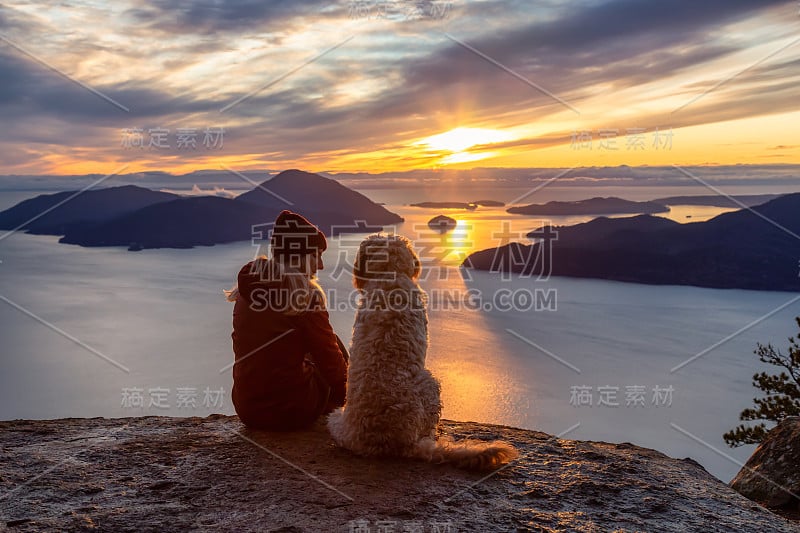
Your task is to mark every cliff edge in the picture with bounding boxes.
[0,416,796,532]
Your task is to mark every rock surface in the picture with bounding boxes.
[1,416,797,532]
[731,417,800,510]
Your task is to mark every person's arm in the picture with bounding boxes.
[296,293,348,405]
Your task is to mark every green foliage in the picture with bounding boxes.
[724,317,800,447]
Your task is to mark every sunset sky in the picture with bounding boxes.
[0,0,798,176]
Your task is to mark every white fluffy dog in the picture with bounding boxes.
[327,234,518,471]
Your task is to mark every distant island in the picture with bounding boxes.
[428,214,457,232]
[0,170,403,250]
[464,193,800,291]
[653,194,783,207]
[507,197,669,216]
[410,200,505,209]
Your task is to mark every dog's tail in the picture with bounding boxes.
[412,436,518,471]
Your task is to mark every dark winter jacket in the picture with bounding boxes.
[230,258,348,430]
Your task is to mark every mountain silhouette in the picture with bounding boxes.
[0,185,178,235]
[507,197,669,216]
[58,196,268,248]
[653,194,782,207]
[236,169,402,226]
[465,193,800,291]
[0,171,403,249]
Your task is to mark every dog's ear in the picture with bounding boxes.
[411,253,421,281]
[397,235,421,281]
[398,238,421,281]
[354,234,393,289]
[353,242,369,290]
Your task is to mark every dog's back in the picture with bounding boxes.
[327,234,518,470]
[328,273,441,457]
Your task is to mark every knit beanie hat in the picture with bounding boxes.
[270,210,327,259]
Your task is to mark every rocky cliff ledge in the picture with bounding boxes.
[731,417,800,518]
[0,416,796,532]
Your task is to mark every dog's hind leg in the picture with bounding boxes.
[326,408,346,445]
[417,373,443,439]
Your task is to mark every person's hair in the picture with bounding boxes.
[224,254,325,315]
[223,286,239,302]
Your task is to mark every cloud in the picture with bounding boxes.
[0,0,797,173]
[173,184,238,198]
[396,0,789,110]
[127,0,339,34]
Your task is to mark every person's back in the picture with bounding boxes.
[227,211,348,430]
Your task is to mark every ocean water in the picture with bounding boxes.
[1,189,799,483]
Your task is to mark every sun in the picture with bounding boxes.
[416,127,512,152]
[414,127,514,166]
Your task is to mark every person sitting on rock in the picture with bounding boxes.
[225,210,348,430]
